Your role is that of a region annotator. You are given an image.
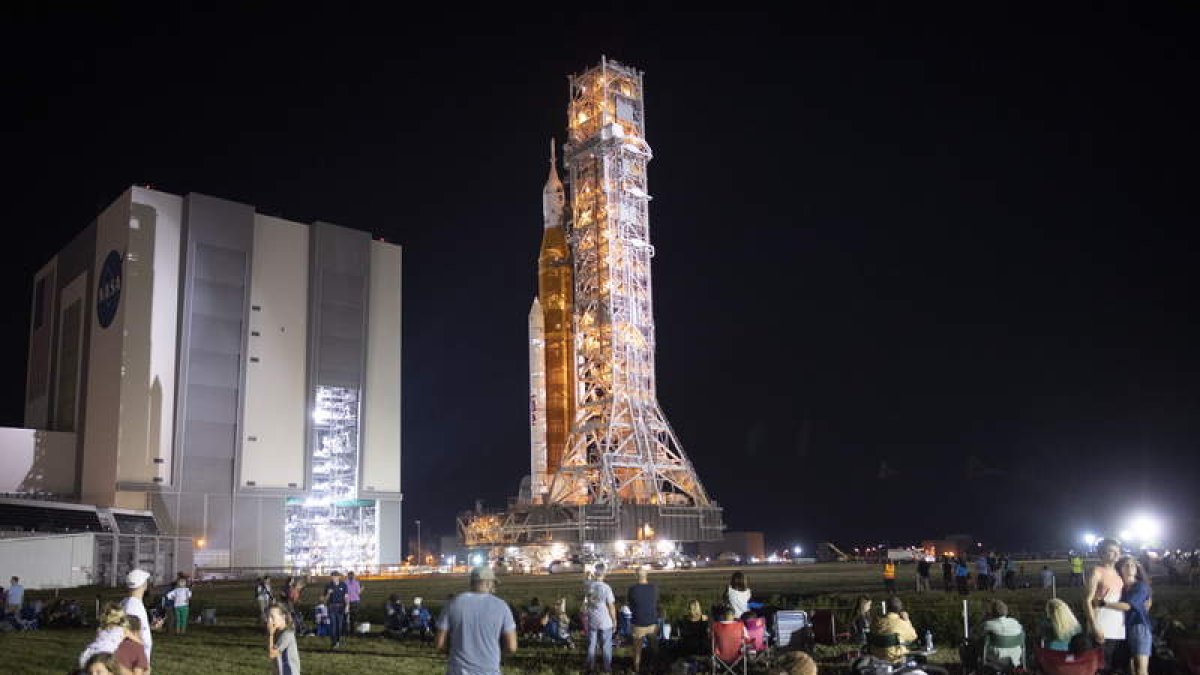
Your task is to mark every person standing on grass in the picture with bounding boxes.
[256,576,274,623]
[436,566,517,675]
[165,577,192,634]
[916,557,932,592]
[584,563,618,673]
[1085,538,1127,673]
[955,557,971,595]
[1070,551,1085,587]
[268,603,302,675]
[6,576,24,614]
[975,554,991,591]
[120,569,153,662]
[1107,556,1152,675]
[942,557,954,592]
[627,566,659,672]
[323,570,350,649]
[346,571,362,629]
[882,561,897,594]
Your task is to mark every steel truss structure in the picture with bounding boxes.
[550,58,711,509]
[461,58,722,547]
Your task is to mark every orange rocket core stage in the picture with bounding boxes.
[539,143,574,477]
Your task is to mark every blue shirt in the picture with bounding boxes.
[325,581,348,606]
[437,592,516,675]
[1122,580,1151,628]
[6,584,24,606]
[627,583,658,627]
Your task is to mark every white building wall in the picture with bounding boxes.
[0,534,96,589]
[241,215,309,490]
[115,187,181,486]
[361,241,401,495]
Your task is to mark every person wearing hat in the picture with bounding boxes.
[435,566,517,675]
[121,569,153,661]
[322,570,350,649]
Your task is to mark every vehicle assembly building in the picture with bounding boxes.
[7,187,402,572]
[460,58,723,551]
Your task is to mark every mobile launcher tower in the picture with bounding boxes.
[459,58,723,557]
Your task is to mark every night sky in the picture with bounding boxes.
[4,4,1197,551]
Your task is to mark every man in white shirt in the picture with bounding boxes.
[584,564,617,673]
[121,569,153,661]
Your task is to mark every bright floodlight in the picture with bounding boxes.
[1082,533,1098,547]
[1119,529,1133,542]
[793,545,802,555]
[656,539,675,554]
[1129,515,1163,542]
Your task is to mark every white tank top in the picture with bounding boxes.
[1095,566,1125,640]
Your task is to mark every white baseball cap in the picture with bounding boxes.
[126,569,151,589]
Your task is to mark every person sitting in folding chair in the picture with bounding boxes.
[868,597,918,664]
[712,608,749,675]
[960,599,1026,674]
[742,611,768,656]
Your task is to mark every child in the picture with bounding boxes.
[115,615,150,675]
[385,593,406,633]
[165,578,192,634]
[79,604,126,668]
[313,602,330,637]
[268,603,302,675]
[409,597,432,636]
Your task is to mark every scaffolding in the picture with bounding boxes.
[462,58,722,548]
[550,57,712,510]
[284,386,378,570]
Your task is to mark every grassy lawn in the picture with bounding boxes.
[11,561,1200,674]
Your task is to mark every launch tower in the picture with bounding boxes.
[461,58,722,548]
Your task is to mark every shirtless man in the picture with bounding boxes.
[1084,538,1127,673]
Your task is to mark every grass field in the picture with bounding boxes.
[12,561,1200,674]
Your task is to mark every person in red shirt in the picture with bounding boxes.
[115,615,150,675]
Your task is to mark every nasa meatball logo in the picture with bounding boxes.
[96,250,123,329]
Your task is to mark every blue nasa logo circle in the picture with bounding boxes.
[96,250,123,328]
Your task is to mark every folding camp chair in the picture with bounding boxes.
[711,620,748,675]
[810,609,850,645]
[1034,646,1103,675]
[744,616,768,655]
[981,631,1026,669]
[772,610,809,649]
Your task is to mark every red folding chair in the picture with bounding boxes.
[712,620,748,675]
[1034,646,1103,675]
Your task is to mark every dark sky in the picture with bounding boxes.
[4,4,1197,551]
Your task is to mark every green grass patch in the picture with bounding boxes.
[12,562,1199,674]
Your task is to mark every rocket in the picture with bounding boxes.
[533,139,575,495]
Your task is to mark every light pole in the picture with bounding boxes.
[415,519,422,566]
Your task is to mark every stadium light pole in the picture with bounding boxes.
[415,519,422,566]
